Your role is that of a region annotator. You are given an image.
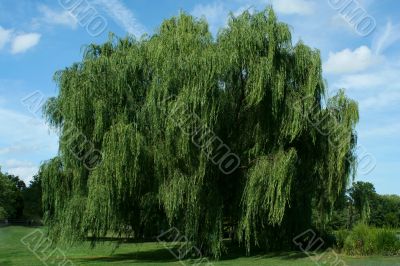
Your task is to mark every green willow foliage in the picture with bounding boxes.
[41,8,359,258]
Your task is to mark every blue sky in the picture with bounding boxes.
[0,0,398,194]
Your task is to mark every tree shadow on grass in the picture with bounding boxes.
[76,247,180,264]
[0,260,13,266]
[220,250,309,261]
[264,252,310,260]
[219,241,309,261]
[77,241,310,264]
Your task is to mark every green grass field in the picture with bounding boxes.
[0,226,399,266]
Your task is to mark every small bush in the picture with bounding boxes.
[343,223,375,255]
[375,229,400,256]
[334,229,350,251]
[343,223,400,256]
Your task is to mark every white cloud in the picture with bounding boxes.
[36,5,78,29]
[360,122,400,138]
[11,33,41,54]
[324,46,382,74]
[0,26,41,54]
[0,106,58,183]
[335,73,382,89]
[93,0,146,37]
[272,0,315,15]
[191,2,258,36]
[233,4,255,17]
[0,144,28,155]
[2,159,38,184]
[0,26,12,50]
[0,107,57,147]
[330,14,354,31]
[0,139,50,156]
[373,21,400,55]
[334,66,399,90]
[359,91,400,110]
[191,2,228,35]
[329,48,400,113]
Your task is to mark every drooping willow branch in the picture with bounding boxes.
[41,7,359,258]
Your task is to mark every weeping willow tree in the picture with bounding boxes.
[41,8,359,258]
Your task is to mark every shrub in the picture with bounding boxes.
[0,206,6,220]
[343,223,400,256]
[334,229,350,251]
[375,229,400,256]
[343,223,375,255]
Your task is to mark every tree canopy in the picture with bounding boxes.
[0,168,25,220]
[348,182,400,228]
[349,181,376,223]
[41,8,359,257]
[22,174,43,220]
[0,169,16,219]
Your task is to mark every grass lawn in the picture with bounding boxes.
[1,226,399,266]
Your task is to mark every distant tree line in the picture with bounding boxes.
[329,181,400,230]
[0,167,42,222]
